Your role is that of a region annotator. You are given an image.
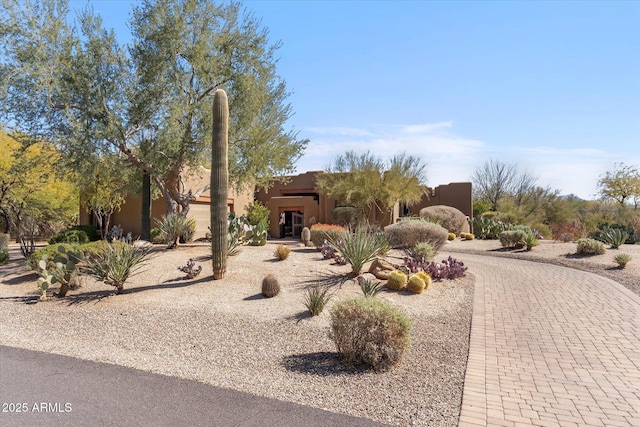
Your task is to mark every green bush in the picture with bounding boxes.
[331,207,364,228]
[326,224,390,275]
[384,219,448,252]
[408,242,435,260]
[77,240,111,260]
[49,229,89,245]
[471,216,505,239]
[30,243,75,270]
[70,224,99,241]
[245,201,270,227]
[499,230,527,249]
[419,205,468,234]
[309,223,346,248]
[0,233,8,265]
[576,238,606,255]
[155,214,196,248]
[150,227,164,244]
[330,297,412,370]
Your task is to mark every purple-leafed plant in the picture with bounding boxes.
[405,255,467,280]
[321,239,347,265]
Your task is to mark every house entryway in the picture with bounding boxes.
[279,208,304,238]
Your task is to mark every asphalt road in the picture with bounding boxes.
[0,346,390,427]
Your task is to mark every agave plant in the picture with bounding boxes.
[326,224,391,275]
[359,277,384,297]
[600,227,629,250]
[156,214,196,249]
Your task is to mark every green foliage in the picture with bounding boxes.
[596,226,629,249]
[419,205,468,234]
[245,201,270,228]
[49,229,89,245]
[150,228,164,244]
[471,216,506,240]
[326,225,390,275]
[384,219,448,252]
[70,225,100,242]
[0,234,8,265]
[273,244,291,260]
[358,277,384,297]
[386,270,408,291]
[329,297,412,371]
[303,284,332,316]
[472,199,492,217]
[245,221,268,246]
[309,223,347,248]
[261,274,280,298]
[407,242,435,260]
[156,214,196,249]
[331,207,365,228]
[613,253,631,268]
[81,241,153,293]
[523,233,539,251]
[36,245,83,297]
[316,151,426,221]
[499,230,527,249]
[30,243,76,270]
[597,163,640,206]
[576,238,606,255]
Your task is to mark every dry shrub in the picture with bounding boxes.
[309,223,346,248]
[384,219,448,252]
[273,244,291,260]
[419,205,468,234]
[330,297,412,370]
[552,220,585,242]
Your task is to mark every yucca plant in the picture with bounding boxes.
[523,233,539,251]
[326,224,391,275]
[303,284,332,316]
[156,214,196,249]
[613,253,631,268]
[82,241,153,294]
[359,277,384,297]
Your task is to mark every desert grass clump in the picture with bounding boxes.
[156,214,196,249]
[386,269,407,291]
[613,253,631,269]
[576,238,606,255]
[273,244,291,260]
[261,274,280,297]
[330,297,412,370]
[303,284,332,316]
[384,219,448,252]
[81,241,153,294]
[408,242,435,260]
[326,224,390,275]
[406,274,426,294]
[359,277,384,297]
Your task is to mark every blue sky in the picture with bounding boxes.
[72,0,640,200]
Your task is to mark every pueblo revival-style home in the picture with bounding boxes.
[80,169,471,241]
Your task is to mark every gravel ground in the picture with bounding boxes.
[0,241,473,427]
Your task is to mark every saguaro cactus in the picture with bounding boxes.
[211,89,229,279]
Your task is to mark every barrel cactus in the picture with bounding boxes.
[406,274,426,294]
[261,274,280,298]
[301,227,311,246]
[211,89,229,279]
[386,270,407,291]
[416,271,432,289]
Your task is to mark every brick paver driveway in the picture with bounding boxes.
[449,253,640,427]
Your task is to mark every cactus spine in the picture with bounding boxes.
[211,89,229,279]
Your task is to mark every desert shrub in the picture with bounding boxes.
[0,233,8,265]
[424,256,468,280]
[150,227,164,244]
[273,244,291,260]
[81,241,153,293]
[386,270,407,290]
[330,297,412,370]
[245,201,270,227]
[331,206,364,228]
[77,240,112,261]
[471,216,506,240]
[261,274,280,298]
[551,220,585,242]
[359,277,384,297]
[613,253,631,268]
[70,224,99,242]
[303,284,332,316]
[419,205,468,234]
[576,238,606,255]
[406,274,426,294]
[309,223,346,248]
[326,225,390,275]
[49,229,89,245]
[407,242,435,260]
[156,214,196,249]
[384,219,448,252]
[179,220,196,244]
[499,230,527,249]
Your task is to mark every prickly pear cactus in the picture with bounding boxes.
[211,89,229,279]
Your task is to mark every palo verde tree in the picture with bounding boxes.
[0,0,307,215]
[597,163,640,209]
[316,151,427,224]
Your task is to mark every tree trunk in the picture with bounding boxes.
[141,173,151,241]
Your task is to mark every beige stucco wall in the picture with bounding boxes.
[409,182,473,219]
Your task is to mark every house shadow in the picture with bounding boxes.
[297,271,352,289]
[0,295,39,305]
[281,352,368,376]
